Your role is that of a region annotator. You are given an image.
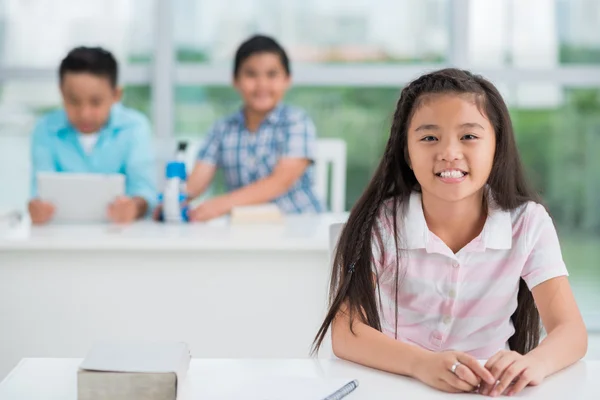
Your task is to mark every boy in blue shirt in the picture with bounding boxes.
[183,35,324,221]
[28,47,156,224]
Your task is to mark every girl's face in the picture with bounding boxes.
[234,52,290,115]
[406,93,496,204]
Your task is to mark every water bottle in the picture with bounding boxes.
[161,142,189,223]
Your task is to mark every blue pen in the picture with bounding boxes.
[322,379,359,400]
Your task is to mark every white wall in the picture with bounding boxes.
[0,135,30,211]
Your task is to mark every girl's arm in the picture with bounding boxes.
[332,306,496,393]
[483,276,587,396]
[529,276,587,373]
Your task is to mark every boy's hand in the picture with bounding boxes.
[28,199,55,225]
[188,196,232,222]
[108,196,144,224]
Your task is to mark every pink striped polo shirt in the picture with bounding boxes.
[372,191,568,359]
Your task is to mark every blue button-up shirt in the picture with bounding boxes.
[197,104,324,214]
[30,103,157,207]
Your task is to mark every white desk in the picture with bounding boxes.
[0,214,347,380]
[1,358,598,399]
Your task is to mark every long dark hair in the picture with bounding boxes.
[312,68,541,356]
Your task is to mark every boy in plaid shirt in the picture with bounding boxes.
[185,35,324,221]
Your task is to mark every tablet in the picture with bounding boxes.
[37,172,125,223]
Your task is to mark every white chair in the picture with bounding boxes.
[316,222,346,359]
[329,222,344,261]
[314,138,347,213]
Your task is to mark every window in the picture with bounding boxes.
[0,0,154,67]
[511,88,600,325]
[174,0,451,64]
[468,0,600,67]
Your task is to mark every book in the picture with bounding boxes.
[77,341,190,400]
[230,204,284,224]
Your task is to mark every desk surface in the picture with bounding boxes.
[0,213,348,251]
[0,358,598,399]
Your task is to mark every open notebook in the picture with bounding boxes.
[198,377,358,400]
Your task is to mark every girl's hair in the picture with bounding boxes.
[312,68,542,356]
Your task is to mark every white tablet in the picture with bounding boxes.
[37,172,125,223]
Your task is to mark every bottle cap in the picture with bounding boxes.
[166,161,186,179]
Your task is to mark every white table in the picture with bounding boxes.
[0,214,347,380]
[1,358,598,399]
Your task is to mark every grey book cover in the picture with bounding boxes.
[78,341,190,400]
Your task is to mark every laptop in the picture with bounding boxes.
[37,172,125,223]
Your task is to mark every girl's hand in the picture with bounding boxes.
[413,351,496,393]
[481,350,547,397]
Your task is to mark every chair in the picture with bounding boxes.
[316,222,346,359]
[329,222,344,261]
[314,138,347,213]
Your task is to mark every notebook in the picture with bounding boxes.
[230,203,283,224]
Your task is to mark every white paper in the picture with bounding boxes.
[197,377,358,400]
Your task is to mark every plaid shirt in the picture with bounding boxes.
[197,104,324,214]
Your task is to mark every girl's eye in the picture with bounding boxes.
[462,134,478,140]
[421,136,437,142]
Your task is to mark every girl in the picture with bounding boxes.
[312,69,587,396]
[183,35,323,221]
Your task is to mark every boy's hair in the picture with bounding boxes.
[233,35,290,77]
[59,46,118,88]
[312,68,542,356]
